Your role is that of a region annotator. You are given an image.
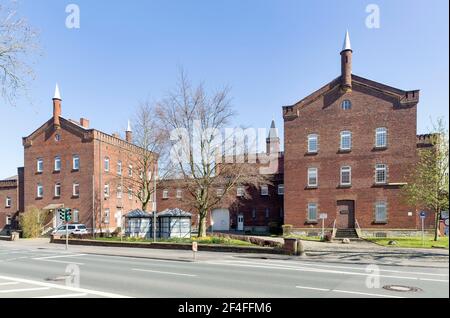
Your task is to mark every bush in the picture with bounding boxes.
[268,222,282,235]
[19,206,49,238]
[282,224,293,236]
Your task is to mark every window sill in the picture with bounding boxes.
[305,186,318,190]
[35,197,43,200]
[72,195,80,199]
[5,206,11,209]
[72,169,79,173]
[373,146,388,151]
[338,184,352,189]
[372,183,388,187]
[305,220,318,225]
[338,149,352,154]
[305,152,318,156]
[373,221,388,224]
[53,196,61,199]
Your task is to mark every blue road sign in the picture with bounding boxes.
[419,211,426,219]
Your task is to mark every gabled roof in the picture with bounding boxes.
[283,74,419,119]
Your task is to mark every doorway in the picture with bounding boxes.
[336,200,355,229]
[237,215,244,231]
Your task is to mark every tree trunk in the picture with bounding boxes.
[434,208,441,241]
[197,211,207,238]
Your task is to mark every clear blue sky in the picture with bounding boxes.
[0,0,448,178]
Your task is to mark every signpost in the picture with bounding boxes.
[319,213,328,240]
[419,211,426,246]
[58,208,72,250]
[192,241,198,261]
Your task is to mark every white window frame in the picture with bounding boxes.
[307,203,318,221]
[340,166,352,186]
[72,155,80,170]
[54,156,61,172]
[237,186,245,197]
[162,189,169,199]
[176,189,182,199]
[261,185,269,196]
[307,168,318,187]
[54,183,61,197]
[73,182,80,197]
[104,183,110,198]
[340,131,352,151]
[117,161,122,175]
[73,209,79,223]
[104,209,110,224]
[375,164,387,184]
[341,100,352,110]
[278,184,284,195]
[216,188,224,197]
[128,188,133,200]
[37,183,43,198]
[375,201,387,222]
[308,134,318,153]
[117,185,122,199]
[375,127,387,148]
[6,215,12,226]
[37,158,43,173]
[128,165,133,177]
[104,157,110,172]
[5,196,12,208]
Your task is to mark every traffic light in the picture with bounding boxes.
[58,208,72,222]
[59,209,65,221]
[66,209,72,222]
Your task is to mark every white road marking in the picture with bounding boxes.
[208,260,449,282]
[33,254,86,265]
[132,268,197,277]
[295,286,404,298]
[35,293,88,298]
[0,287,51,294]
[0,282,19,286]
[0,275,130,298]
[257,259,449,277]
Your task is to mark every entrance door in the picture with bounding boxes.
[237,215,244,231]
[211,209,230,231]
[336,200,355,229]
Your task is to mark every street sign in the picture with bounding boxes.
[192,242,198,252]
[419,211,426,219]
[319,213,328,220]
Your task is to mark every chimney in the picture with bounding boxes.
[80,118,90,129]
[340,30,353,92]
[53,84,62,128]
[125,120,133,143]
[112,133,120,139]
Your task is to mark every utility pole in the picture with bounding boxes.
[152,164,157,242]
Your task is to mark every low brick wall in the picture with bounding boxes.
[50,237,285,254]
[212,233,283,248]
[0,236,11,241]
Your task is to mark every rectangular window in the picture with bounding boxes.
[37,184,43,198]
[340,166,352,186]
[261,185,269,196]
[54,156,61,171]
[5,196,12,208]
[375,202,387,222]
[128,188,133,200]
[104,183,110,198]
[162,189,169,199]
[308,203,318,221]
[375,127,387,148]
[308,134,318,153]
[128,165,133,177]
[340,131,352,151]
[375,164,387,184]
[6,216,12,225]
[176,189,182,199]
[72,155,80,170]
[37,158,43,173]
[117,185,122,199]
[104,209,110,224]
[73,183,80,197]
[308,168,318,187]
[104,157,110,172]
[278,184,284,195]
[237,186,245,197]
[252,208,256,219]
[73,209,79,223]
[54,183,61,197]
[265,208,270,218]
[117,161,122,175]
[216,188,224,197]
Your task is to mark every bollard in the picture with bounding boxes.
[283,238,298,255]
[296,239,305,256]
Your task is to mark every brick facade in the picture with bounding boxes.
[0,177,19,234]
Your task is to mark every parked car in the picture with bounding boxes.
[52,224,89,236]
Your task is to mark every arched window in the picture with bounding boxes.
[341,100,352,110]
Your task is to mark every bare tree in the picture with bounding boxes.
[0,0,39,105]
[122,102,172,212]
[156,70,267,237]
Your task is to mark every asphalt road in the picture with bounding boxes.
[0,243,448,298]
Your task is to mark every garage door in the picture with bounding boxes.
[211,209,230,231]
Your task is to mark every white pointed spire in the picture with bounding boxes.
[53,83,61,100]
[126,120,132,132]
[342,30,352,52]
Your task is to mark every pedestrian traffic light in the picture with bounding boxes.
[58,208,72,222]
[66,209,72,222]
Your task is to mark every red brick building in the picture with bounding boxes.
[20,85,151,234]
[156,121,285,234]
[0,175,20,235]
[282,32,432,237]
